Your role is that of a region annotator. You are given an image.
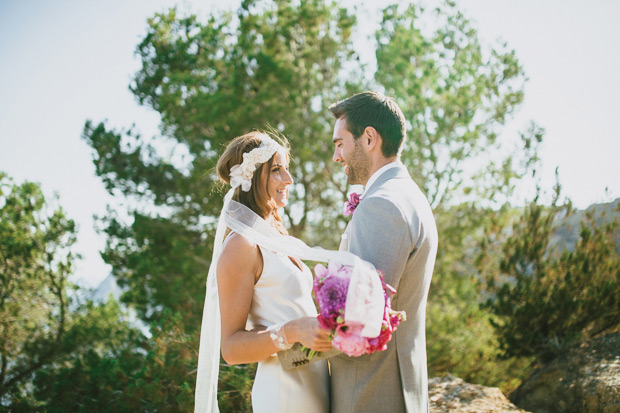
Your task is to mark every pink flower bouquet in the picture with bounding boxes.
[311,262,406,357]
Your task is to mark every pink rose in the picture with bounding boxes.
[367,310,393,351]
[332,323,368,357]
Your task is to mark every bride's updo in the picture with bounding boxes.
[217,131,290,234]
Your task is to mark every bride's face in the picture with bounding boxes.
[265,150,293,208]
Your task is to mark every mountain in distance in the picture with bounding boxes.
[550,198,620,253]
[91,273,125,303]
[91,274,150,336]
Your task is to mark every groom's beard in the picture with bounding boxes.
[346,139,371,185]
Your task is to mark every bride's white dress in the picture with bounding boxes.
[247,246,329,413]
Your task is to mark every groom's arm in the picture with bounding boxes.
[348,196,414,291]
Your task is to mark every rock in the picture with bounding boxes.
[511,332,620,413]
[429,374,527,412]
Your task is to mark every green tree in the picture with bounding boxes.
[28,300,147,413]
[0,172,77,401]
[376,2,527,209]
[83,1,358,410]
[374,1,541,387]
[0,173,142,410]
[84,0,358,318]
[480,190,620,362]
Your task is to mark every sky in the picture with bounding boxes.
[1,0,618,288]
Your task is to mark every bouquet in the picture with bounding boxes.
[311,262,406,357]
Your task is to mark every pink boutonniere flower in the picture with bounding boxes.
[343,192,361,216]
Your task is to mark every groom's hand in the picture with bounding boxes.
[284,317,333,352]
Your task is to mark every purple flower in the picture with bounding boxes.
[316,273,349,317]
[343,192,361,216]
[313,263,350,330]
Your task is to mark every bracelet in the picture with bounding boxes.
[267,324,293,350]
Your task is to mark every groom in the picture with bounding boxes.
[328,91,437,412]
[280,91,437,411]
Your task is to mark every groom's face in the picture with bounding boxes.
[332,117,371,185]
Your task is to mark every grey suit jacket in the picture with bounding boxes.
[332,165,437,413]
[279,164,437,412]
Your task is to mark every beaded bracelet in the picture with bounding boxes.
[267,324,293,350]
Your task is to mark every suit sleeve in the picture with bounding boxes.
[348,196,414,292]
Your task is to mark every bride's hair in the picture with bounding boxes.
[217,131,290,235]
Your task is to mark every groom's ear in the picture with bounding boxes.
[364,126,381,152]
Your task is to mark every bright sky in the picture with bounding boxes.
[1,0,618,287]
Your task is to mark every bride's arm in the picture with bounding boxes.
[217,234,331,366]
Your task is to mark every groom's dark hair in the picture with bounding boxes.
[329,91,406,157]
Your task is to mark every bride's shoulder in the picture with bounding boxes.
[218,233,262,274]
[221,233,260,255]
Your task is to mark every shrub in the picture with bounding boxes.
[481,195,620,362]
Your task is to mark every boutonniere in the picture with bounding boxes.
[343,192,361,216]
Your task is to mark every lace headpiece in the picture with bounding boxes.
[229,137,281,192]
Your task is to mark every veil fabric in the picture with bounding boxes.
[194,189,385,412]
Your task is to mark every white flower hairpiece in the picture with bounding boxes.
[229,137,281,192]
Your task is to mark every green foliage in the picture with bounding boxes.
[29,300,147,412]
[131,311,198,412]
[24,306,201,412]
[88,0,359,240]
[83,1,360,410]
[375,1,527,208]
[0,172,77,399]
[81,0,363,331]
[0,173,145,410]
[374,1,542,389]
[425,202,533,391]
[218,363,256,411]
[481,191,620,362]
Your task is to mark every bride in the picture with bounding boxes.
[195,131,333,412]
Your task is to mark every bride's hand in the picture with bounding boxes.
[284,317,333,352]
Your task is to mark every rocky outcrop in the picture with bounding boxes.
[429,374,526,412]
[511,332,620,412]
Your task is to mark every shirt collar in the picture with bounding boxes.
[362,161,400,197]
